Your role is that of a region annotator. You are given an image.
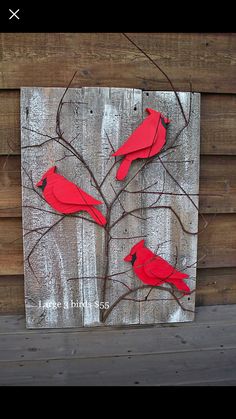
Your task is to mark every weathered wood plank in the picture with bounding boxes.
[196,268,236,306]
[0,156,21,217]
[21,88,85,328]
[199,155,236,213]
[198,214,236,268]
[201,94,236,155]
[2,304,236,333]
[138,92,200,323]
[1,93,236,156]
[1,347,236,386]
[0,276,24,314]
[21,87,144,327]
[2,154,236,217]
[0,319,236,362]
[0,33,235,93]
[0,218,23,275]
[0,90,20,155]
[1,304,236,386]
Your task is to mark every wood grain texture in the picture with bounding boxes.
[196,268,236,306]
[201,94,236,155]
[198,214,236,268]
[1,346,236,386]
[1,93,236,156]
[139,91,200,323]
[1,304,236,386]
[1,304,235,332]
[199,155,236,213]
[21,88,200,327]
[0,276,24,314]
[0,218,23,275]
[21,87,143,328]
[0,316,235,362]
[2,154,236,217]
[0,156,21,217]
[0,33,235,93]
[0,90,20,155]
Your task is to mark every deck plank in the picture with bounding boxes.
[1,305,236,386]
[0,347,236,386]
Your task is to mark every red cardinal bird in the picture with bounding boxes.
[124,239,190,293]
[36,166,106,226]
[112,108,170,181]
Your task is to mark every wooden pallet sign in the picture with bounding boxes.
[21,87,200,328]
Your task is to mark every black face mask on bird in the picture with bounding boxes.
[124,240,145,264]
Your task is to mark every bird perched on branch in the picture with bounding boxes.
[112,108,170,181]
[36,166,107,226]
[124,239,190,293]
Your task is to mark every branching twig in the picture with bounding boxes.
[25,216,65,281]
[103,284,195,322]
[111,204,199,235]
[122,33,188,124]
[158,156,208,230]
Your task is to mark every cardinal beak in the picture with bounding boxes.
[124,254,132,262]
[36,179,43,187]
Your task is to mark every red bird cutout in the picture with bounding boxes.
[112,108,170,181]
[36,166,107,226]
[124,239,190,293]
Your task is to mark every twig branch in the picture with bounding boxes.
[111,204,199,235]
[122,33,188,124]
[103,284,195,322]
[67,275,132,292]
[158,156,208,230]
[25,216,65,281]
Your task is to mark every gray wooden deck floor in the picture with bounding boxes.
[1,305,236,386]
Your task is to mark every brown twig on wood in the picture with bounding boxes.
[25,216,65,281]
[103,284,195,322]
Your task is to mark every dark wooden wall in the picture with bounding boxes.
[0,33,236,314]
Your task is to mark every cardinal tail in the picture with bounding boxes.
[87,206,107,226]
[168,278,190,294]
[116,158,132,181]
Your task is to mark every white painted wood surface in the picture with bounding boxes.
[140,92,200,323]
[21,87,200,328]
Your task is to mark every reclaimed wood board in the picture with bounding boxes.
[21,87,200,328]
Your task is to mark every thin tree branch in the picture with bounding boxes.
[122,33,188,124]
